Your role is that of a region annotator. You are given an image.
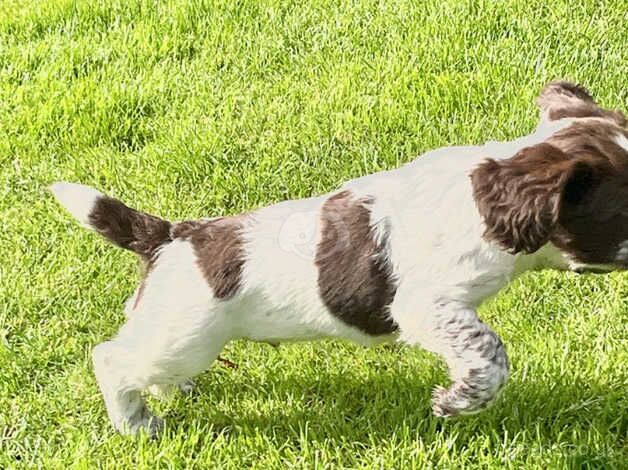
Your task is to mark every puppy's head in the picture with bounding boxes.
[472,82,628,270]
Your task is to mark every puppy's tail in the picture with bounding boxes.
[50,182,173,260]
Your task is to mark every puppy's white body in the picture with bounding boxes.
[231,119,572,344]
[52,81,628,435]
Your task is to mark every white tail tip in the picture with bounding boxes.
[50,182,103,227]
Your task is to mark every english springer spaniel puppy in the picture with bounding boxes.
[51,81,628,436]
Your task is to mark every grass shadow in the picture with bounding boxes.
[160,358,624,466]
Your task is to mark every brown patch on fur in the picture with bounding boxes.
[536,81,626,126]
[548,105,626,126]
[174,217,247,300]
[88,197,172,260]
[170,219,219,238]
[472,118,628,263]
[547,121,628,264]
[87,196,173,311]
[88,196,247,303]
[536,81,596,108]
[471,143,594,254]
[129,217,248,308]
[315,190,398,335]
[547,120,628,166]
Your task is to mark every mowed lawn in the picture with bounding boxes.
[1,0,627,468]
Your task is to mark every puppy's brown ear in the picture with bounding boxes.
[536,80,626,126]
[471,143,596,254]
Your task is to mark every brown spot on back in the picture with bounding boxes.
[315,190,398,336]
[173,217,247,300]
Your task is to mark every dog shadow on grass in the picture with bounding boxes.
[159,350,624,466]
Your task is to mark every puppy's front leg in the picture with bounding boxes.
[393,296,509,416]
[428,304,509,416]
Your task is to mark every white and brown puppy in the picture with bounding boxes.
[51,81,628,436]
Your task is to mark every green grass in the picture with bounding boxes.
[1,0,627,467]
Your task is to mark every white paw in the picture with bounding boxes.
[114,407,164,438]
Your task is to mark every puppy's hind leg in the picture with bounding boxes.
[92,340,163,436]
[92,305,231,436]
[124,282,197,399]
[93,240,235,436]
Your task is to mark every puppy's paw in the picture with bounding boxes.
[431,384,490,418]
[431,385,460,418]
[136,414,164,439]
[115,406,164,438]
